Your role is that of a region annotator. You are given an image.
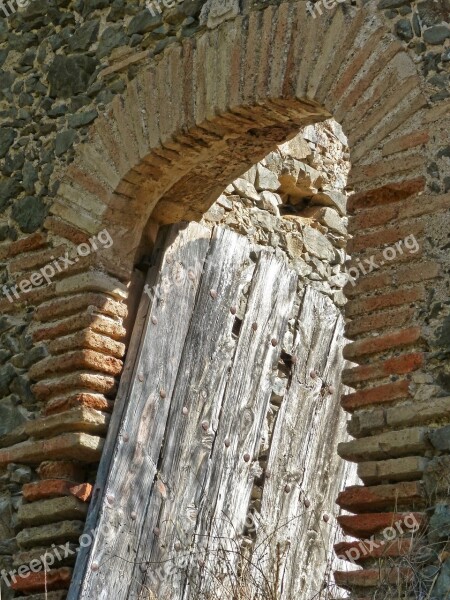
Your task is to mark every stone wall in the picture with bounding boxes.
[0,0,449,598]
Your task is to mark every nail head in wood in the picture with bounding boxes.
[138,373,144,382]
[182,406,188,415]
[243,453,251,462]
[304,498,310,508]
[328,386,335,395]
[271,338,278,347]
[310,370,317,379]
[284,484,291,493]
[230,306,237,315]
[160,389,167,399]
[151,316,158,325]
[224,438,231,447]
[252,322,258,331]
[323,513,330,523]
[210,289,217,299]
[131,511,137,520]
[201,420,209,431]
[91,562,99,572]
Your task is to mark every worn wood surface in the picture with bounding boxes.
[71,224,353,600]
[72,222,212,600]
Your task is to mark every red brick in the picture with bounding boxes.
[337,512,426,538]
[345,262,439,299]
[33,313,126,343]
[37,462,85,482]
[70,483,93,502]
[335,538,413,562]
[345,307,415,338]
[349,154,424,186]
[382,130,429,157]
[22,480,78,503]
[11,567,72,593]
[337,481,425,513]
[29,350,123,381]
[346,287,425,318]
[349,204,398,232]
[32,372,117,401]
[6,233,48,258]
[44,393,114,417]
[341,380,411,411]
[9,245,68,275]
[348,178,425,212]
[342,352,424,385]
[343,327,422,360]
[347,222,424,254]
[35,293,127,322]
[334,567,413,588]
[398,192,450,220]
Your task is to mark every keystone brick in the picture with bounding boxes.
[11,567,72,593]
[0,433,104,467]
[357,456,429,485]
[16,520,85,549]
[338,427,430,462]
[23,480,78,503]
[343,327,422,360]
[342,353,424,385]
[24,407,109,439]
[337,512,426,538]
[341,380,411,411]
[17,495,89,527]
[337,481,425,513]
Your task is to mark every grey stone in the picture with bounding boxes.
[97,25,128,59]
[396,18,414,41]
[434,558,450,598]
[429,504,450,543]
[16,519,85,549]
[423,25,450,45]
[0,128,16,159]
[429,424,450,450]
[311,189,347,215]
[378,0,409,8]
[48,55,98,98]
[22,161,38,194]
[0,363,15,397]
[417,0,449,26]
[68,20,100,52]
[0,178,22,212]
[68,110,98,128]
[302,226,335,261]
[0,396,26,437]
[200,0,240,28]
[55,129,76,156]
[256,191,281,215]
[11,196,47,233]
[255,164,280,192]
[128,10,162,35]
[233,178,260,202]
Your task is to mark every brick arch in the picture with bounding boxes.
[50,1,429,277]
[23,2,448,598]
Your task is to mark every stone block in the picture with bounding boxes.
[338,427,430,462]
[16,520,85,550]
[17,496,89,528]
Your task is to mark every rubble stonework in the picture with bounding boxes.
[0,0,449,598]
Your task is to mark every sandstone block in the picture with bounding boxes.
[338,427,430,462]
[16,520,85,550]
[18,496,89,528]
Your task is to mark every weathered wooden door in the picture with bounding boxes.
[69,222,347,600]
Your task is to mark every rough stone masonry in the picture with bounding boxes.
[0,0,449,598]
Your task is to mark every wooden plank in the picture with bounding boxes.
[72,222,212,600]
[127,226,252,599]
[248,287,350,600]
[181,251,297,600]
